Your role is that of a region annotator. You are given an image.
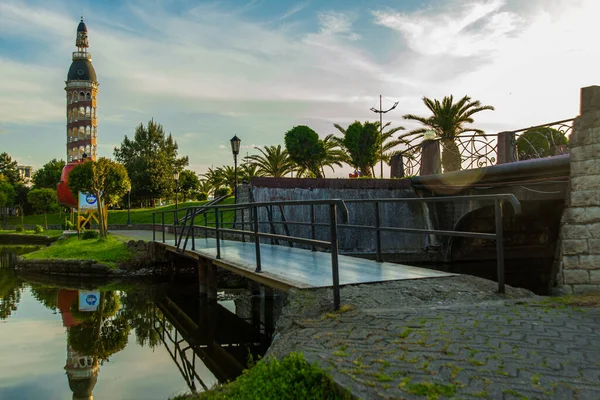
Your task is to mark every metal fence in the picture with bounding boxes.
[153,194,521,310]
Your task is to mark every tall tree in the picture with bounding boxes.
[240,163,260,183]
[33,159,65,189]
[0,153,22,185]
[333,122,380,177]
[27,188,58,229]
[401,95,494,172]
[245,145,295,177]
[177,169,200,202]
[284,125,326,178]
[68,158,131,238]
[114,120,188,205]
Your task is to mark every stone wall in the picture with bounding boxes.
[555,85,600,294]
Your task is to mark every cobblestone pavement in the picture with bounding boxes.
[268,276,600,399]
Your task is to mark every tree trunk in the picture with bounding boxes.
[44,212,48,230]
[441,138,461,172]
[96,195,106,238]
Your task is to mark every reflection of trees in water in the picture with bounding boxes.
[68,292,130,362]
[30,285,59,311]
[119,289,162,349]
[0,268,23,320]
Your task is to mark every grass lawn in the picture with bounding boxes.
[21,234,134,267]
[8,197,236,227]
[0,229,64,238]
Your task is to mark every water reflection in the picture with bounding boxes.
[0,263,282,399]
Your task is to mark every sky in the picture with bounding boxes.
[1,0,598,178]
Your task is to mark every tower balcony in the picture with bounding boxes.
[72,51,92,61]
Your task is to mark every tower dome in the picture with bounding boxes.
[65,18,99,162]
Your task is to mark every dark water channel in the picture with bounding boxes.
[0,246,283,400]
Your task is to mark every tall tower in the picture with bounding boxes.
[65,18,98,162]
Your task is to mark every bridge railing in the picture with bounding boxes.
[153,194,521,310]
[393,118,575,177]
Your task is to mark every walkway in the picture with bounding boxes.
[155,237,454,290]
[268,275,600,399]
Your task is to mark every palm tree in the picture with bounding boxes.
[240,163,260,182]
[376,122,405,174]
[401,95,494,172]
[245,145,295,177]
[320,134,345,177]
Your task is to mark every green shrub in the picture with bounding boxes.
[196,192,208,201]
[81,230,100,240]
[15,226,24,232]
[62,219,74,230]
[214,187,232,197]
[34,225,44,234]
[195,352,351,400]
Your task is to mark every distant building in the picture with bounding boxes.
[17,165,33,186]
[66,18,98,162]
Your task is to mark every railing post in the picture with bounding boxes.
[204,213,208,238]
[329,203,341,310]
[173,210,177,242]
[310,204,316,252]
[375,202,382,262]
[495,200,505,293]
[152,213,156,241]
[497,131,516,164]
[390,154,405,178]
[215,208,220,259]
[161,213,165,243]
[191,211,196,251]
[241,207,245,242]
[421,139,441,175]
[253,205,261,272]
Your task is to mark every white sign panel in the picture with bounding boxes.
[78,290,100,312]
[79,192,98,210]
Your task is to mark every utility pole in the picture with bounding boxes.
[370,95,399,178]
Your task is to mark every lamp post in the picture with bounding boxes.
[230,135,241,200]
[370,95,399,178]
[173,170,179,210]
[126,187,131,226]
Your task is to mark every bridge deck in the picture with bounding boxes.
[158,238,454,290]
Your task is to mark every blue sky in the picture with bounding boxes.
[1,0,598,177]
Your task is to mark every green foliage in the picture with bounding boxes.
[204,166,237,190]
[15,226,23,232]
[0,181,16,207]
[27,188,59,230]
[192,352,351,400]
[114,120,189,204]
[0,267,23,320]
[82,230,100,240]
[62,219,74,230]
[0,153,22,185]
[22,234,134,267]
[245,145,295,177]
[333,121,379,177]
[34,225,43,234]
[33,159,65,189]
[0,191,6,209]
[69,158,131,237]
[178,169,200,201]
[516,127,568,160]
[214,187,232,197]
[284,126,326,178]
[196,192,208,201]
[401,95,494,172]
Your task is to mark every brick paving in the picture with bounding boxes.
[268,276,600,399]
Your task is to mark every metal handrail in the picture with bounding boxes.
[152,194,521,309]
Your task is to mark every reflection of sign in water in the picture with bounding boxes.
[78,290,100,311]
[78,192,98,210]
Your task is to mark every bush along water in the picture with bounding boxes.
[34,225,44,234]
[15,226,23,232]
[214,187,232,197]
[182,352,352,400]
[81,230,100,240]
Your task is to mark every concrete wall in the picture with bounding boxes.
[248,177,430,257]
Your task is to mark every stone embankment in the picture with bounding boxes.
[267,275,600,399]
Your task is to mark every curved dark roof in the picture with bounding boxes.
[67,59,97,82]
[77,20,87,32]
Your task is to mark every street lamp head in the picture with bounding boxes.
[230,135,241,156]
[173,170,179,181]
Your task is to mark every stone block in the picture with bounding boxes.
[573,284,600,294]
[564,269,590,284]
[579,255,600,270]
[562,239,588,255]
[561,224,591,239]
[580,86,600,114]
[589,223,600,238]
[571,191,600,207]
[561,207,586,223]
[570,143,600,161]
[571,160,600,176]
[590,270,600,284]
[562,255,580,269]
[570,176,600,191]
[589,239,600,254]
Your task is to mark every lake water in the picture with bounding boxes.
[0,246,282,400]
